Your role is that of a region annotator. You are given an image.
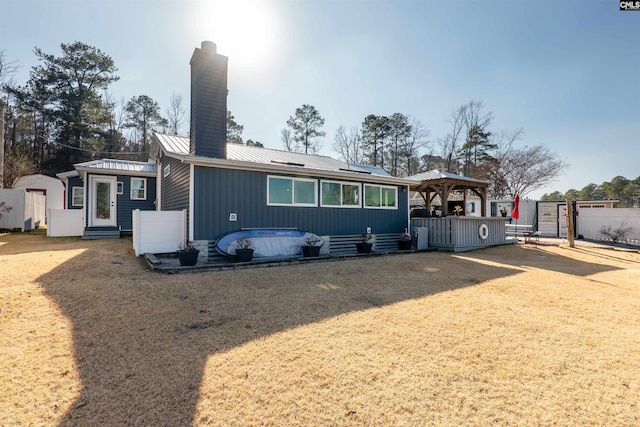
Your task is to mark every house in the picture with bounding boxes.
[60,41,415,250]
[57,159,157,239]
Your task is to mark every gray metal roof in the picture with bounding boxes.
[74,159,157,175]
[153,132,396,178]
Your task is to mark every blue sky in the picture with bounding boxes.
[2,0,638,198]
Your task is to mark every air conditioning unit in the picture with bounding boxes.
[414,227,429,250]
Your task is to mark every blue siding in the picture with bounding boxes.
[117,176,156,230]
[85,173,156,230]
[193,167,409,241]
[67,176,84,210]
[160,155,190,211]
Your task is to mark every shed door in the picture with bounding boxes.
[558,204,568,238]
[89,176,117,227]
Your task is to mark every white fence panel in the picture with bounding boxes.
[133,209,186,256]
[0,189,45,231]
[47,209,83,237]
[577,208,640,243]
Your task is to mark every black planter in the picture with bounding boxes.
[355,242,372,254]
[398,240,412,250]
[177,249,199,266]
[302,245,321,257]
[235,248,254,262]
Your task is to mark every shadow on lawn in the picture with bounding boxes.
[29,236,623,425]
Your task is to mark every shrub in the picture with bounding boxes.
[600,222,633,243]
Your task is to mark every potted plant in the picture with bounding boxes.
[453,205,463,216]
[177,242,200,266]
[301,235,323,257]
[234,238,254,262]
[356,233,375,254]
[397,228,412,250]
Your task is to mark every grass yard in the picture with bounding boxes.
[1,230,639,426]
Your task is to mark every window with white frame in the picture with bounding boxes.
[117,181,123,195]
[163,164,171,177]
[364,184,397,209]
[267,176,317,206]
[72,187,84,207]
[130,177,146,200]
[321,180,360,207]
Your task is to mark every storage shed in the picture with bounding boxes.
[12,174,65,223]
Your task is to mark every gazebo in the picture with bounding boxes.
[407,170,507,252]
[408,170,489,217]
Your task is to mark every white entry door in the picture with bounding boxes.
[90,176,117,227]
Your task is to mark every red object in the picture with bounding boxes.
[512,194,520,220]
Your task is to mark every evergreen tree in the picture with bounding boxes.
[286,104,325,154]
[227,111,244,144]
[124,95,167,155]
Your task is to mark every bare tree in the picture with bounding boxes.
[0,51,19,85]
[442,104,466,173]
[459,100,494,177]
[401,117,430,177]
[280,128,294,152]
[102,91,128,155]
[333,125,364,165]
[489,136,567,198]
[166,92,185,135]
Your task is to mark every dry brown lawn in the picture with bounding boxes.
[1,230,639,426]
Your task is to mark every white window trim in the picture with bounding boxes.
[267,175,317,207]
[71,187,84,207]
[130,177,147,200]
[320,180,361,208]
[363,184,398,210]
[163,164,171,177]
[117,181,124,195]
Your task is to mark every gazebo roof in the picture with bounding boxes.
[408,170,489,216]
[408,170,489,191]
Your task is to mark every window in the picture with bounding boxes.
[321,180,360,207]
[163,164,171,177]
[117,182,123,195]
[72,187,84,207]
[131,178,146,200]
[363,184,397,209]
[267,176,317,206]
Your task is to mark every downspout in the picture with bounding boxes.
[189,163,195,242]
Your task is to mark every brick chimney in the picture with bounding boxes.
[190,41,228,158]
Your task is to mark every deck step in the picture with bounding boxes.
[82,230,121,240]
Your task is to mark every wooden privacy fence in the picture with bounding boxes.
[132,209,186,256]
